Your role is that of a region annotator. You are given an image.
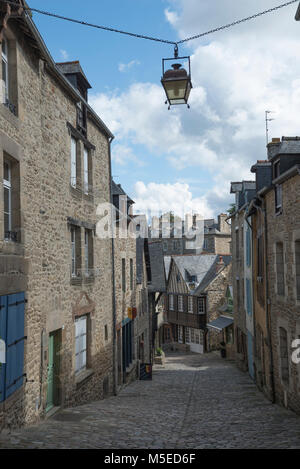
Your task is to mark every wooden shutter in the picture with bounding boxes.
[5,292,26,399]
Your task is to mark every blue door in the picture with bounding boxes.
[247,331,255,380]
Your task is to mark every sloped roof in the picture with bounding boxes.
[147,241,166,293]
[194,255,232,294]
[170,254,217,293]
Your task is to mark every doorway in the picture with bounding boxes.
[46,329,61,413]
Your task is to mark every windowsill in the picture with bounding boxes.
[70,276,83,286]
[0,103,19,129]
[83,275,95,285]
[70,184,82,198]
[275,209,283,216]
[75,368,94,387]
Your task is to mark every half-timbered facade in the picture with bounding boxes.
[165,254,232,353]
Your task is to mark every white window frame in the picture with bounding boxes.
[188,296,193,313]
[3,159,11,238]
[84,229,89,276]
[71,137,77,188]
[198,297,205,314]
[178,295,184,312]
[75,315,87,375]
[83,146,89,194]
[71,226,76,277]
[169,294,174,311]
[2,37,8,102]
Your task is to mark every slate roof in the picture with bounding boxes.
[147,241,166,293]
[136,237,145,285]
[170,254,232,294]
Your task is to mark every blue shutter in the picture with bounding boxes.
[0,295,7,403]
[5,292,25,399]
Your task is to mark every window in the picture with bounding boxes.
[122,258,126,293]
[3,160,11,238]
[83,146,92,195]
[71,137,77,188]
[276,242,285,296]
[71,226,81,278]
[185,327,190,343]
[279,327,289,384]
[77,101,87,136]
[130,259,133,290]
[178,325,183,343]
[75,315,87,374]
[246,278,252,315]
[169,294,174,311]
[203,238,208,250]
[2,37,8,104]
[104,325,108,341]
[188,296,193,313]
[198,297,205,314]
[84,229,93,277]
[178,295,183,312]
[295,241,300,301]
[3,157,20,242]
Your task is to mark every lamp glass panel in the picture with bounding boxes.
[163,79,188,102]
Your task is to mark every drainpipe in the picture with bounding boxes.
[253,197,275,404]
[108,136,118,396]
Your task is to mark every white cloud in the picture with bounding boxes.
[91,0,300,217]
[118,60,140,73]
[133,181,215,218]
[60,49,69,60]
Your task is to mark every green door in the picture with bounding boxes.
[46,330,61,413]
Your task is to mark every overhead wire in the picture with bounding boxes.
[0,0,298,51]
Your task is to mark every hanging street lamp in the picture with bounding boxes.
[161,45,193,109]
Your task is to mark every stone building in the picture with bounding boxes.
[253,138,300,412]
[230,181,256,377]
[230,136,300,415]
[0,1,115,430]
[150,213,231,256]
[164,253,232,354]
[111,181,152,389]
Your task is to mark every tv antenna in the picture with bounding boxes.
[265,110,275,146]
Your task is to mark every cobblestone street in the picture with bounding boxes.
[1,351,300,449]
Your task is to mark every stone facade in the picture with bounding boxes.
[0,7,114,430]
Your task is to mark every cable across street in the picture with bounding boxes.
[0,0,299,49]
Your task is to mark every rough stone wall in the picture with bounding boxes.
[205,263,232,351]
[0,21,114,430]
[266,174,300,414]
[113,226,137,388]
[214,236,231,255]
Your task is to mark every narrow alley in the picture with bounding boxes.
[1,351,300,449]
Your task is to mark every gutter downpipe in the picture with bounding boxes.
[253,196,276,404]
[108,136,118,396]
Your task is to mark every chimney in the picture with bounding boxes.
[216,255,225,273]
[218,214,230,234]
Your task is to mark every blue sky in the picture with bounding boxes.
[28,0,300,219]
